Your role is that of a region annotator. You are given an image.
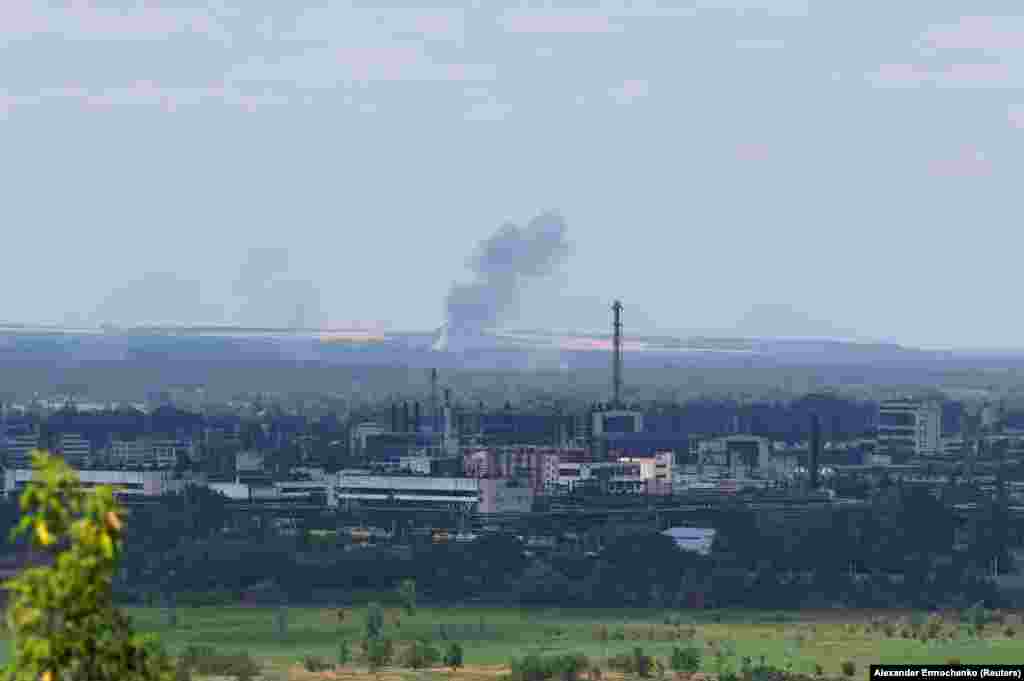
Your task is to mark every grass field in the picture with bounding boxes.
[2,606,1023,679]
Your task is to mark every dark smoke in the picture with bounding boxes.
[445,211,571,340]
[233,247,323,329]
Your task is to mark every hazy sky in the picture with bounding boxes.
[2,1,1022,348]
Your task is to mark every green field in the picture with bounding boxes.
[2,606,1023,678]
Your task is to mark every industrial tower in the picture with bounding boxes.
[430,368,439,432]
[612,300,623,409]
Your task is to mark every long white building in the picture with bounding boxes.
[5,468,186,498]
[330,473,480,511]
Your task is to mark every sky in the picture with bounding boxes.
[2,1,1023,349]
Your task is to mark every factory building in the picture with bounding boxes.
[329,473,481,511]
[56,433,92,467]
[478,478,534,514]
[3,432,41,469]
[349,422,386,457]
[4,468,185,498]
[877,399,941,458]
[693,435,772,477]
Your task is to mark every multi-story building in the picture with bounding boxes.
[4,432,41,469]
[695,435,771,477]
[877,399,941,457]
[108,438,150,468]
[461,445,561,493]
[478,478,534,514]
[150,438,192,468]
[57,433,92,467]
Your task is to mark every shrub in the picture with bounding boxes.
[593,624,609,642]
[670,646,701,674]
[611,648,656,678]
[398,578,417,615]
[510,654,591,681]
[401,639,441,669]
[1005,626,1016,638]
[444,642,464,670]
[883,624,896,637]
[841,661,856,678]
[303,655,332,672]
[174,657,193,681]
[338,639,351,666]
[191,650,261,681]
[947,659,961,666]
[366,602,385,640]
[611,628,626,641]
[814,663,824,676]
[367,637,394,671]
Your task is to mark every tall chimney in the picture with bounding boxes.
[430,369,439,432]
[391,403,398,433]
[414,402,421,432]
[810,413,821,489]
[612,300,623,409]
[403,401,410,433]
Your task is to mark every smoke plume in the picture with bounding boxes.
[233,247,323,329]
[444,211,571,344]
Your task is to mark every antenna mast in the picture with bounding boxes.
[612,300,623,409]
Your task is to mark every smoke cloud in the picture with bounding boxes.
[233,247,323,329]
[444,211,572,341]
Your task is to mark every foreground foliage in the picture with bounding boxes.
[2,450,176,680]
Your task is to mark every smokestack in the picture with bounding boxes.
[403,401,410,433]
[444,388,451,407]
[810,413,821,489]
[612,300,623,409]
[414,402,421,433]
[430,369,438,432]
[391,403,398,433]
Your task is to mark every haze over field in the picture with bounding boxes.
[2,2,1021,348]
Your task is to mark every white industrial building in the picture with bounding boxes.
[4,468,186,498]
[330,473,480,511]
[877,399,941,457]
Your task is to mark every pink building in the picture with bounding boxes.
[462,445,563,493]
